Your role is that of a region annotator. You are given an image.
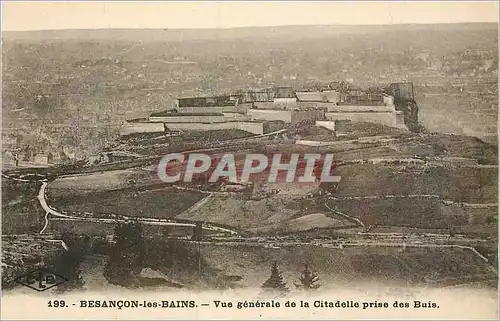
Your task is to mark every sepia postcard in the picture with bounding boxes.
[1,1,499,320]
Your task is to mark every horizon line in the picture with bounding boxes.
[3,21,498,33]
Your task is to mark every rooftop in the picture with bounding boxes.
[296,91,327,102]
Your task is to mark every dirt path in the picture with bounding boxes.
[36,181,238,235]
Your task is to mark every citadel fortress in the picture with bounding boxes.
[121,82,420,136]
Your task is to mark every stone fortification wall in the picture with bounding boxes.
[149,113,249,123]
[121,121,264,135]
[326,105,396,113]
[248,109,325,124]
[162,122,264,135]
[248,109,293,122]
[325,111,405,128]
[291,109,325,124]
[176,103,251,114]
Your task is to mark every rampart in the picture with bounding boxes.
[176,103,251,114]
[326,105,396,113]
[149,113,249,123]
[248,109,292,122]
[248,109,325,124]
[162,121,264,135]
[121,121,264,135]
[325,111,405,128]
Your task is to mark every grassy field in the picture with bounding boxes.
[189,243,497,289]
[415,134,498,164]
[326,197,498,233]
[119,129,254,146]
[1,179,41,206]
[177,194,304,231]
[47,167,160,194]
[327,197,449,229]
[2,201,46,234]
[47,186,205,218]
[178,190,497,233]
[333,163,497,203]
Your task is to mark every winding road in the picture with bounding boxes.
[5,130,287,237]
[36,181,238,235]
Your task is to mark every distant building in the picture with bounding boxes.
[296,91,327,102]
[33,153,49,166]
[345,90,385,106]
[62,146,76,160]
[322,90,342,103]
[273,87,298,109]
[2,150,16,167]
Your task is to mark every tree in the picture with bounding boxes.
[261,261,288,295]
[104,221,145,287]
[51,232,86,293]
[294,264,320,291]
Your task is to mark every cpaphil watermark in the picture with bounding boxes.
[157,152,340,184]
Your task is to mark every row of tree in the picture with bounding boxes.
[261,261,320,296]
[55,221,322,293]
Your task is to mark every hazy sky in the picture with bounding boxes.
[2,1,499,31]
